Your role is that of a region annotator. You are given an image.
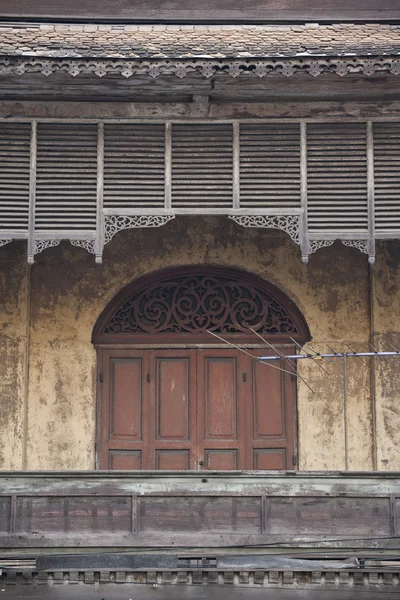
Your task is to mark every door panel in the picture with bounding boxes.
[253,449,286,470]
[205,449,238,470]
[246,349,296,470]
[197,350,246,471]
[110,450,142,470]
[110,358,143,440]
[155,450,190,470]
[155,358,190,440]
[148,351,197,470]
[203,358,238,439]
[100,346,296,471]
[100,350,149,470]
[252,359,283,438]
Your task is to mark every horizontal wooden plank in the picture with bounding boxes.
[138,496,261,534]
[0,473,398,549]
[1,0,400,21]
[3,100,400,121]
[1,580,398,600]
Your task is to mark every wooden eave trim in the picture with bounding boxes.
[0,54,399,80]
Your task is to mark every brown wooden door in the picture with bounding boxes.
[148,350,197,470]
[99,347,296,470]
[197,349,247,470]
[246,349,296,470]
[100,349,150,471]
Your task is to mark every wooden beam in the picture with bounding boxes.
[367,121,376,264]
[1,0,400,22]
[3,100,400,120]
[95,122,104,264]
[27,121,36,264]
[232,121,240,210]
[164,122,172,211]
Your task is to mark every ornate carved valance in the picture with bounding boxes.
[94,267,310,343]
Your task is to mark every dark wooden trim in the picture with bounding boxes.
[94,347,104,471]
[2,1,400,23]
[390,494,398,536]
[9,495,17,534]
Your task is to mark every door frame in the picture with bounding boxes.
[95,343,299,471]
[93,266,310,470]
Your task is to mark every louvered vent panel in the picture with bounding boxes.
[307,123,368,232]
[240,123,301,208]
[104,124,165,209]
[0,123,31,232]
[36,124,98,231]
[373,123,400,232]
[172,124,233,208]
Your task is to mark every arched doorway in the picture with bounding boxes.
[93,266,310,471]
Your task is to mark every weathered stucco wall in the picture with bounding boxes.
[372,241,400,471]
[0,243,28,470]
[1,218,399,471]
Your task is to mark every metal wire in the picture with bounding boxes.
[258,351,400,362]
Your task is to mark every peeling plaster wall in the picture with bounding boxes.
[1,217,399,471]
[0,243,28,469]
[372,241,400,472]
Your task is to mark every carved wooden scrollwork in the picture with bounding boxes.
[102,271,302,337]
[3,56,400,81]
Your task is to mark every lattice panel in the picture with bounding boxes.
[104,124,165,210]
[307,123,368,232]
[240,123,301,209]
[35,123,98,231]
[103,270,301,336]
[0,123,31,232]
[171,124,233,208]
[373,122,400,232]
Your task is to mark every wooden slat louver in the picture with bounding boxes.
[171,124,233,208]
[240,123,301,209]
[307,123,368,232]
[0,123,31,232]
[104,124,165,210]
[373,122,400,232]
[36,123,98,231]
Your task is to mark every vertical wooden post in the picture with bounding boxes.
[232,121,240,210]
[10,495,17,534]
[27,121,37,264]
[300,120,309,263]
[165,122,172,212]
[343,353,349,471]
[95,122,105,263]
[132,495,138,534]
[367,121,376,264]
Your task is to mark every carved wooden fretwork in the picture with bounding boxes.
[104,273,301,336]
[0,239,11,248]
[229,215,300,245]
[70,240,96,254]
[309,240,335,254]
[3,56,400,80]
[105,215,175,244]
[34,239,60,256]
[342,240,368,254]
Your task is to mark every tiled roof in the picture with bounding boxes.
[0,23,399,59]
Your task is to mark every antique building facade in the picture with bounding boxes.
[0,2,400,595]
[0,21,400,472]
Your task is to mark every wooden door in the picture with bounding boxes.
[99,348,296,470]
[100,349,150,470]
[245,349,296,470]
[197,349,247,470]
[147,350,197,470]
